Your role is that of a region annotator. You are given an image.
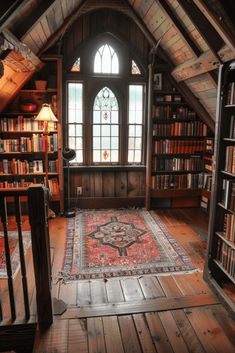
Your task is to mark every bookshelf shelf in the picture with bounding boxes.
[204,60,235,317]
[216,232,235,250]
[213,260,235,285]
[0,56,63,212]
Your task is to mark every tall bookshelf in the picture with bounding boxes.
[0,56,63,212]
[204,60,235,317]
[147,70,213,209]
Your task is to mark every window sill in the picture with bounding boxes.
[65,165,146,172]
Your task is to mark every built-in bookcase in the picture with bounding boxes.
[0,56,63,212]
[146,70,213,209]
[204,60,235,317]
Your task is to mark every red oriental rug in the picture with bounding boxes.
[60,209,196,281]
[0,231,31,278]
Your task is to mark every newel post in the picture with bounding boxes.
[27,185,53,330]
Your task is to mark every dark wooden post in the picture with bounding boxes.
[27,185,53,330]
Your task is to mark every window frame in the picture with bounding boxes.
[65,34,147,167]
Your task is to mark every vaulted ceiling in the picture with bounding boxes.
[1,0,235,130]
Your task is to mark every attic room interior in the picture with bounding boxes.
[0,0,235,352]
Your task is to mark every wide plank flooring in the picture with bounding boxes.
[1,208,235,352]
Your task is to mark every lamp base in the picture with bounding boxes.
[63,209,76,218]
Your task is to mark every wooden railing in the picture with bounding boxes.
[0,185,53,351]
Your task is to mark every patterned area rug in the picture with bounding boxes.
[60,209,196,281]
[0,231,31,278]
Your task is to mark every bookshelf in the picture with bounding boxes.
[147,70,213,209]
[0,56,63,212]
[204,60,235,317]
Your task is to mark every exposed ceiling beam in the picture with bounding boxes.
[194,0,235,52]
[156,0,201,57]
[177,0,224,63]
[0,0,28,31]
[1,29,42,70]
[39,0,88,55]
[124,0,214,132]
[172,44,234,82]
[13,0,56,40]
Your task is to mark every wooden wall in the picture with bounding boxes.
[62,10,149,209]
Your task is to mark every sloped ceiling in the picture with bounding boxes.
[1,0,235,128]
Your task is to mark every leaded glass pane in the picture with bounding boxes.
[71,58,80,72]
[131,60,141,75]
[111,150,118,162]
[92,87,119,163]
[94,44,119,74]
[128,85,143,164]
[68,83,83,163]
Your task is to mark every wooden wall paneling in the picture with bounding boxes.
[61,0,69,19]
[89,173,95,197]
[139,171,146,196]
[115,172,128,197]
[45,4,58,34]
[33,22,48,45]
[103,172,115,197]
[142,2,164,34]
[82,172,91,197]
[127,171,140,197]
[94,172,103,197]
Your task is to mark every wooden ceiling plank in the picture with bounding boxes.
[194,0,235,52]
[177,0,224,62]
[156,0,201,57]
[14,0,56,39]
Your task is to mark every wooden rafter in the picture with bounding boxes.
[177,0,224,62]
[1,29,42,70]
[194,0,235,52]
[0,0,28,31]
[156,0,201,57]
[14,0,56,40]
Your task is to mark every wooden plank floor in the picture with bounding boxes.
[2,208,235,352]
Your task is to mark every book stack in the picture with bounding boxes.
[0,134,58,153]
[154,106,197,120]
[152,156,202,172]
[205,139,214,153]
[201,196,209,212]
[151,173,203,190]
[0,116,57,131]
[221,180,235,211]
[154,140,204,154]
[225,146,235,174]
[203,173,212,191]
[224,214,235,242]
[153,121,207,136]
[216,239,235,278]
[227,82,235,105]
[229,115,235,139]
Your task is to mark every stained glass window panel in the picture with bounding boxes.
[94,44,119,74]
[131,60,141,75]
[92,87,119,163]
[71,58,80,72]
[68,82,83,163]
[128,85,143,164]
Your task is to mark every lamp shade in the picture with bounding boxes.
[62,147,76,161]
[35,103,58,122]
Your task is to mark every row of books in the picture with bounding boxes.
[154,140,204,154]
[155,94,182,103]
[0,177,59,194]
[152,121,208,137]
[154,106,197,120]
[152,156,203,172]
[0,159,58,174]
[203,173,212,192]
[225,146,235,174]
[151,173,203,190]
[229,115,235,139]
[0,134,58,153]
[205,139,214,153]
[221,180,235,211]
[201,195,210,212]
[224,213,235,242]
[0,116,57,132]
[226,82,235,105]
[216,239,235,278]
